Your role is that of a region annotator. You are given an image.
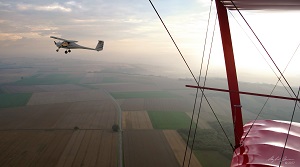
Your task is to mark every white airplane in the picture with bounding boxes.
[50,36,104,54]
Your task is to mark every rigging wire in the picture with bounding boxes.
[278,87,300,167]
[227,0,298,100]
[187,14,224,167]
[227,9,300,143]
[148,2,236,167]
[228,10,294,99]
[182,0,214,166]
[241,42,300,143]
[148,0,198,83]
[188,4,216,167]
[229,4,300,143]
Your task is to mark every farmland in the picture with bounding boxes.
[122,111,153,129]
[0,93,32,108]
[110,90,180,99]
[148,111,195,129]
[0,58,217,166]
[0,130,117,167]
[0,57,295,166]
[13,73,81,85]
[123,130,179,167]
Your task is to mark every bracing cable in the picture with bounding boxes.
[278,87,300,167]
[227,0,298,99]
[226,4,300,143]
[187,14,224,167]
[148,2,236,167]
[182,0,214,166]
[148,0,198,83]
[241,42,300,143]
[228,10,294,99]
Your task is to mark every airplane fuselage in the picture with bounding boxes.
[55,41,94,50]
[50,36,104,54]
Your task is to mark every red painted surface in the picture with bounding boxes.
[221,0,300,10]
[215,0,243,147]
[231,120,300,167]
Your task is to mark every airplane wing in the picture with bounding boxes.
[50,36,78,43]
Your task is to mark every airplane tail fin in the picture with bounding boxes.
[95,40,104,51]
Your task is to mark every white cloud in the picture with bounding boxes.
[65,1,83,9]
[26,25,58,32]
[71,19,98,23]
[17,3,71,12]
[0,32,42,41]
[0,2,11,7]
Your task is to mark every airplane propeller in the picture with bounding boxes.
[54,41,64,52]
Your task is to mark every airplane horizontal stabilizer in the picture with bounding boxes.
[95,41,104,51]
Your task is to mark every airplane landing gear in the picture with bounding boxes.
[56,49,59,52]
[65,50,68,54]
[68,49,71,53]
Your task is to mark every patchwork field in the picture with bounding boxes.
[122,111,153,129]
[123,130,179,167]
[0,93,32,108]
[2,84,88,93]
[0,130,117,167]
[56,130,117,167]
[120,98,145,111]
[145,98,192,111]
[120,98,192,111]
[0,58,248,167]
[27,90,110,105]
[13,73,81,85]
[96,83,159,92]
[194,150,230,167]
[163,130,202,167]
[148,111,195,129]
[0,101,117,130]
[110,91,180,99]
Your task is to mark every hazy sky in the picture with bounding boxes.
[0,0,299,86]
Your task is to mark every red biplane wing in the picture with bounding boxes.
[231,120,300,167]
[222,0,300,10]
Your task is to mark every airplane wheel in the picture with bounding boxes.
[56,49,59,52]
[65,50,68,54]
[68,49,71,53]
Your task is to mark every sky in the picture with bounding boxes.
[0,0,300,86]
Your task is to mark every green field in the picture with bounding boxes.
[102,77,121,83]
[194,150,231,167]
[110,91,180,99]
[14,74,81,85]
[148,111,195,129]
[0,93,32,108]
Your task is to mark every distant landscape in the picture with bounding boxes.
[0,57,298,167]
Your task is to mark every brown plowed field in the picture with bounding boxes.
[163,130,202,167]
[120,98,192,111]
[122,111,153,129]
[27,90,110,105]
[123,130,179,167]
[0,130,117,166]
[145,98,192,111]
[120,98,145,111]
[56,130,117,167]
[0,130,73,167]
[0,100,117,130]
[53,101,117,129]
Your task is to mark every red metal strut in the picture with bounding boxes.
[215,0,243,147]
